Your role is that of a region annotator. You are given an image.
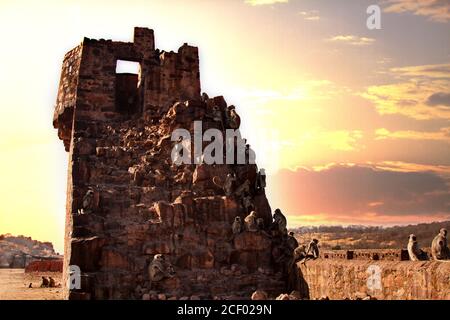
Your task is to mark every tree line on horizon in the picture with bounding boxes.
[290,220,450,250]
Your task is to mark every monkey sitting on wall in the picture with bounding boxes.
[78,188,94,214]
[232,216,243,235]
[431,228,449,260]
[286,232,299,251]
[407,234,428,261]
[244,211,259,232]
[213,173,236,196]
[305,239,320,260]
[225,105,241,129]
[272,208,287,236]
[148,254,175,283]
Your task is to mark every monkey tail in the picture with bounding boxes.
[212,176,224,188]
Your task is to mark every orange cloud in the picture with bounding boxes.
[371,161,450,177]
[287,212,450,228]
[327,35,375,46]
[269,163,450,226]
[245,0,288,6]
[318,130,364,151]
[384,0,450,23]
[298,10,320,21]
[375,127,450,142]
[362,63,450,120]
[390,63,450,78]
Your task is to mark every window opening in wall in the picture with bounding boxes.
[116,60,140,74]
[115,60,141,115]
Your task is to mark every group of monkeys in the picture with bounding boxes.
[232,208,320,272]
[35,276,57,288]
[202,92,241,131]
[212,167,266,219]
[231,208,289,236]
[147,208,320,285]
[407,228,449,261]
[145,221,450,289]
[203,92,257,167]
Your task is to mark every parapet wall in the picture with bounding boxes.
[297,259,450,300]
[25,259,63,273]
[320,249,410,261]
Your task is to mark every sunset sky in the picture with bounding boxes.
[0,0,449,252]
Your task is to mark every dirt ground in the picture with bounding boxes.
[0,269,63,300]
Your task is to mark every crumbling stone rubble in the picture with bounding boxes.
[53,27,293,300]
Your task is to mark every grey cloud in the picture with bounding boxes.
[269,164,450,218]
[426,92,450,107]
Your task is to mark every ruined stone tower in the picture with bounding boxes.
[54,27,288,299]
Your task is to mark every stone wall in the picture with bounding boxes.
[320,249,410,261]
[25,260,63,273]
[297,259,450,300]
[54,44,82,151]
[54,27,288,300]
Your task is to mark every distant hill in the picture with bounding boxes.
[0,234,62,268]
[290,220,450,250]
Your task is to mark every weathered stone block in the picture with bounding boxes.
[101,248,130,270]
[234,232,272,251]
[70,237,105,272]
